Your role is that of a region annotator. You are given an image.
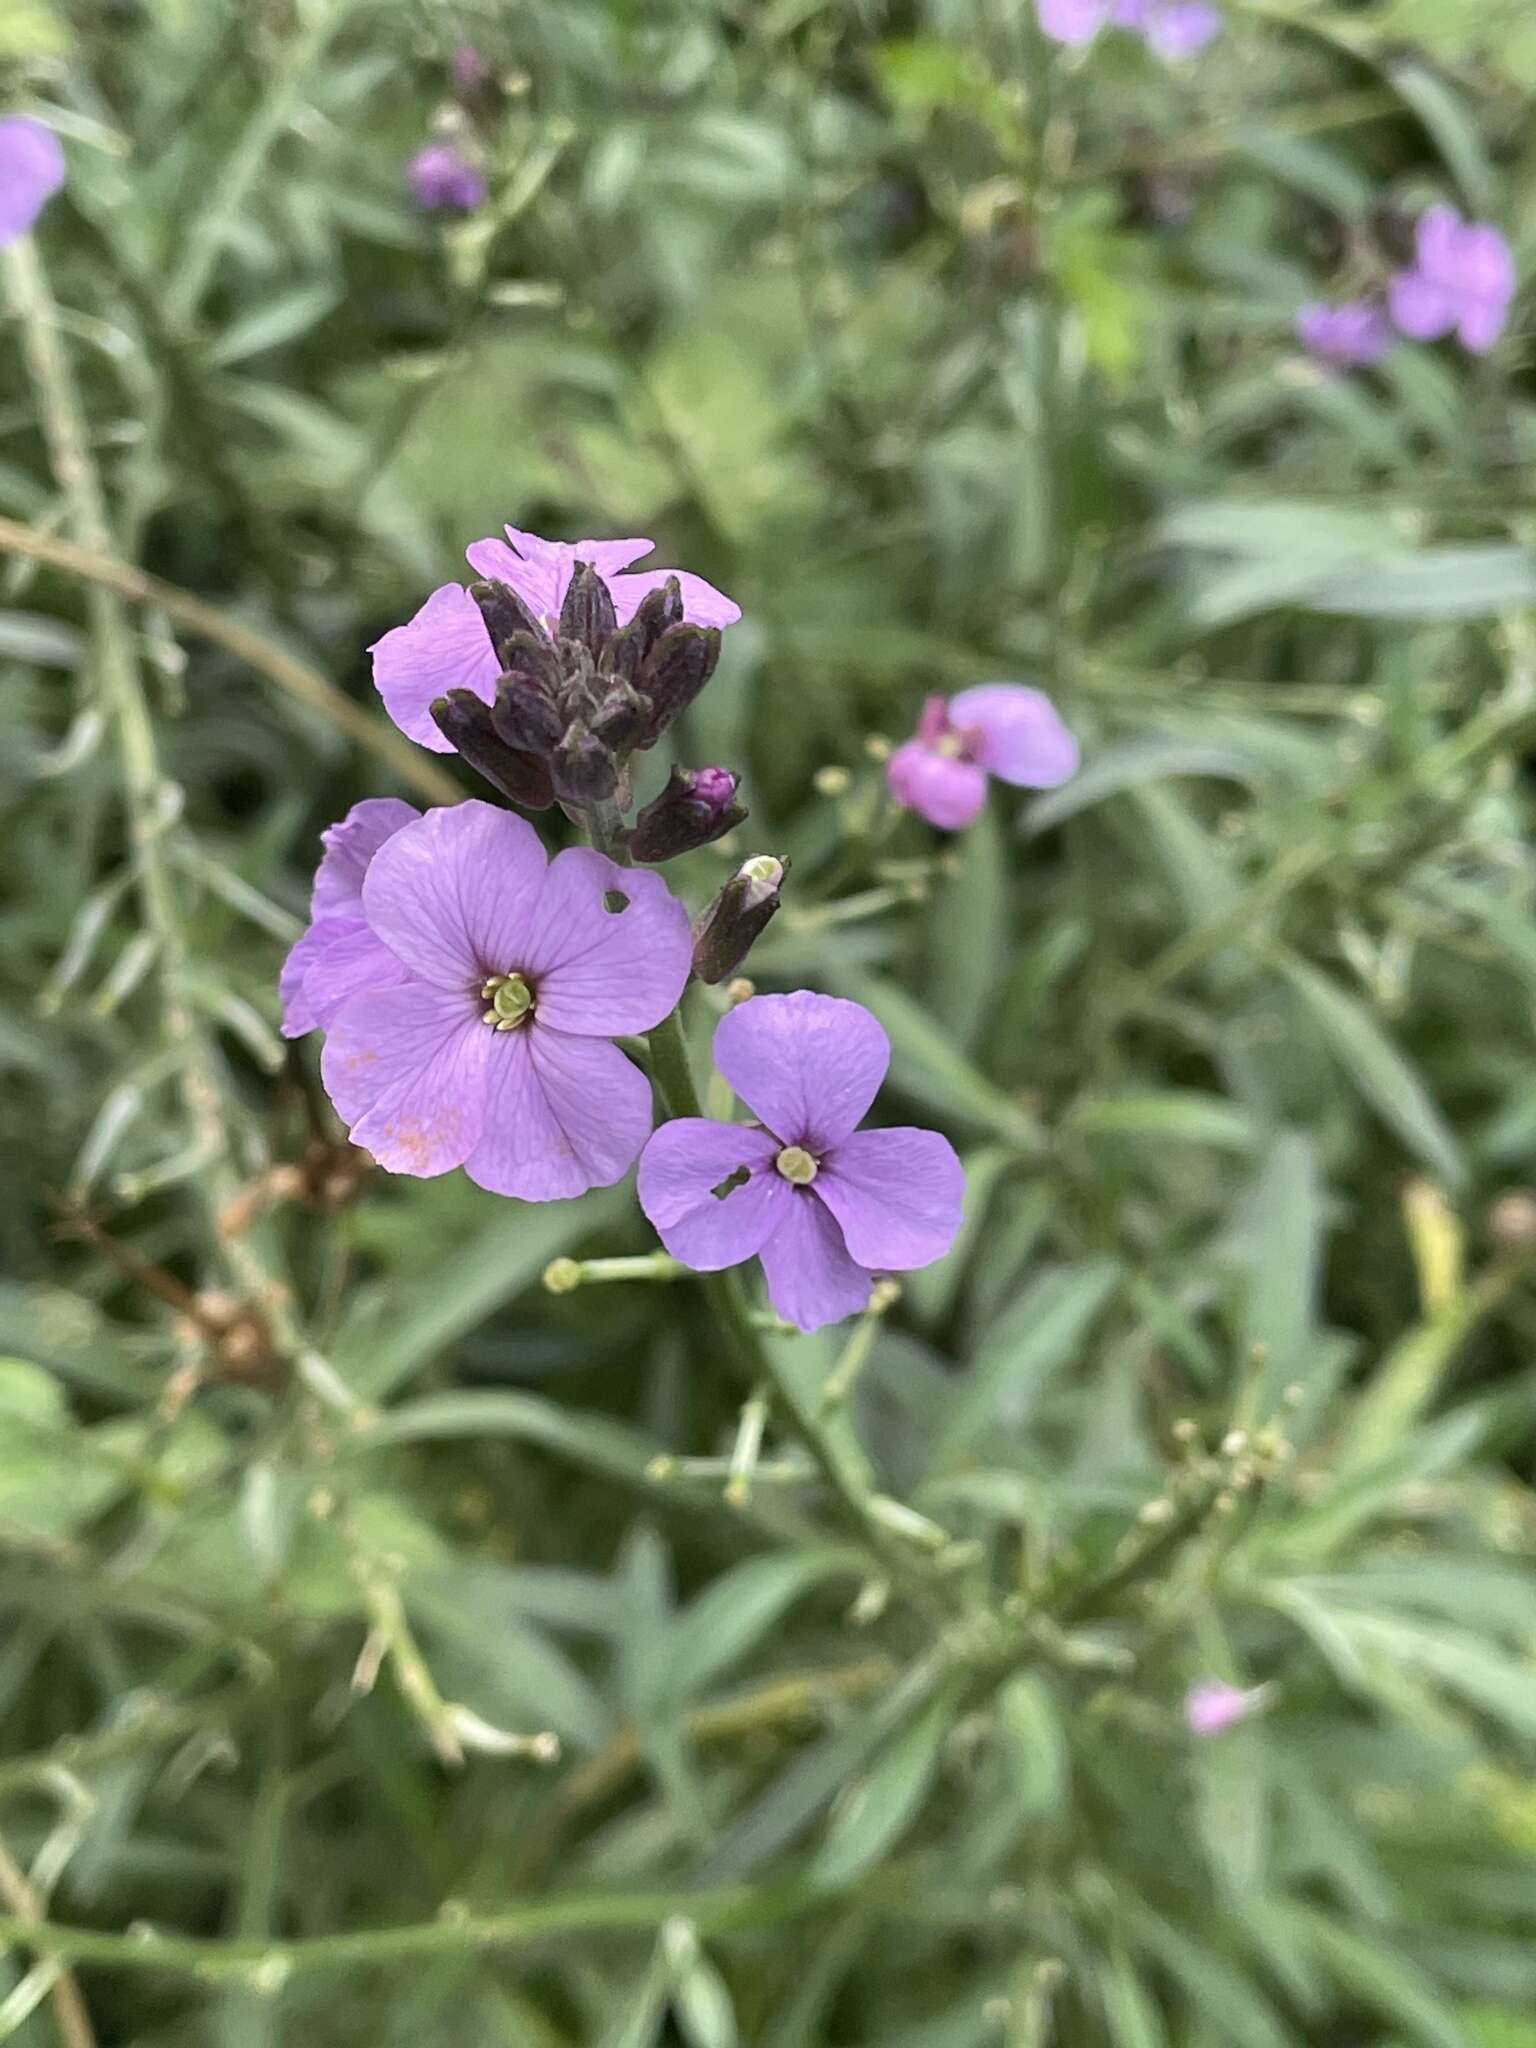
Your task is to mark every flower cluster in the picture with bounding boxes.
[371,527,739,815]
[284,527,969,1328]
[1038,0,1222,61]
[1297,205,1517,373]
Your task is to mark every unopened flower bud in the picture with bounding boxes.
[690,854,787,984]
[552,724,618,804]
[559,560,618,652]
[604,577,684,687]
[469,578,544,657]
[631,766,747,863]
[638,624,722,746]
[490,669,564,757]
[430,690,554,809]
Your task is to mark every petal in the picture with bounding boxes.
[0,117,66,244]
[949,684,1080,789]
[464,1028,655,1200]
[311,798,421,918]
[465,535,565,624]
[758,1192,874,1332]
[637,1120,786,1269]
[279,919,342,1037]
[321,985,489,1176]
[1457,298,1509,354]
[816,1127,966,1270]
[361,800,550,990]
[886,740,989,829]
[609,567,742,630]
[517,848,692,1036]
[1389,272,1456,342]
[1038,0,1114,41]
[713,992,890,1150]
[466,530,657,628]
[1415,204,1464,284]
[1458,225,1516,307]
[301,922,413,1031]
[370,583,499,751]
[1141,1,1222,58]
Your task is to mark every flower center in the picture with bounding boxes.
[933,733,965,759]
[480,971,534,1031]
[776,1145,818,1185]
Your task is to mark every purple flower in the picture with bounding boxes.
[1184,1679,1270,1736]
[1389,205,1517,355]
[371,526,741,753]
[887,685,1079,831]
[1295,298,1393,371]
[1122,0,1222,58]
[1037,0,1114,43]
[1038,0,1221,55]
[288,799,691,1199]
[0,116,66,246]
[407,142,487,214]
[638,993,965,1332]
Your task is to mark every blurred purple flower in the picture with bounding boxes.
[450,43,488,96]
[1390,205,1516,355]
[638,992,965,1332]
[407,141,487,213]
[0,116,66,245]
[1121,0,1222,58]
[1037,0,1114,43]
[298,801,690,1199]
[887,685,1079,831]
[1184,1680,1270,1736]
[280,799,418,1039]
[1296,298,1393,370]
[1038,0,1222,56]
[371,526,741,753]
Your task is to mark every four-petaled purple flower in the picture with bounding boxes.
[1184,1679,1271,1736]
[1295,298,1393,371]
[638,993,965,1332]
[887,685,1078,831]
[1389,205,1516,356]
[287,800,691,1200]
[371,526,741,753]
[1037,0,1222,58]
[0,116,66,246]
[407,141,488,214]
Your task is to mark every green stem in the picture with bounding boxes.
[2,239,330,1377]
[0,1880,817,1982]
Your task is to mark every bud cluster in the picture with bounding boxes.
[430,564,723,814]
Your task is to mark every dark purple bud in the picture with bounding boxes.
[638,624,722,747]
[491,669,564,757]
[589,680,649,752]
[559,561,617,652]
[604,576,684,687]
[431,690,554,809]
[552,723,619,804]
[470,578,546,657]
[451,43,488,95]
[407,142,487,214]
[632,766,746,863]
[690,854,787,984]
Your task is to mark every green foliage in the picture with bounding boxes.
[3,1,1536,2043]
